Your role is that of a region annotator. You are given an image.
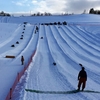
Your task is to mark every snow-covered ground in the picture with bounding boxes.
[0,14,100,100]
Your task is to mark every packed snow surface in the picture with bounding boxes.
[0,14,100,100]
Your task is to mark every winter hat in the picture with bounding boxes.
[82,67,85,70]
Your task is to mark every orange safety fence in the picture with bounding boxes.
[5,50,36,100]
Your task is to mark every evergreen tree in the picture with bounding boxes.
[89,8,94,14]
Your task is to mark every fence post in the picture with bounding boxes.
[10,88,12,99]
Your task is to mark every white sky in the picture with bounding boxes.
[0,0,100,14]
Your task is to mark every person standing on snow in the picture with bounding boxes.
[21,56,24,65]
[77,64,87,91]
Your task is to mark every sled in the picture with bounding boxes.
[5,55,15,58]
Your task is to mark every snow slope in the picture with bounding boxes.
[0,14,100,100]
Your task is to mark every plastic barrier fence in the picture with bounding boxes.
[5,50,36,100]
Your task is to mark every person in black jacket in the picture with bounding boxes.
[21,56,24,65]
[77,64,87,91]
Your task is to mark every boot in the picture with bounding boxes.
[82,88,84,91]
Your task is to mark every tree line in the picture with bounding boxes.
[89,8,100,14]
[0,11,10,16]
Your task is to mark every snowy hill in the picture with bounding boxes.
[0,14,100,100]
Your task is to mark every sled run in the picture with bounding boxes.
[0,14,100,100]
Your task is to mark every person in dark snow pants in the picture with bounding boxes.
[21,56,24,65]
[77,64,87,91]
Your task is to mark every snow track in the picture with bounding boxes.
[16,24,100,100]
[1,15,100,100]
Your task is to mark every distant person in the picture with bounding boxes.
[21,56,24,65]
[36,26,39,31]
[77,64,87,91]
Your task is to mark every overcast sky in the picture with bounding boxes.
[0,0,100,14]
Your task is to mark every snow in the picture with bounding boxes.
[0,14,100,100]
